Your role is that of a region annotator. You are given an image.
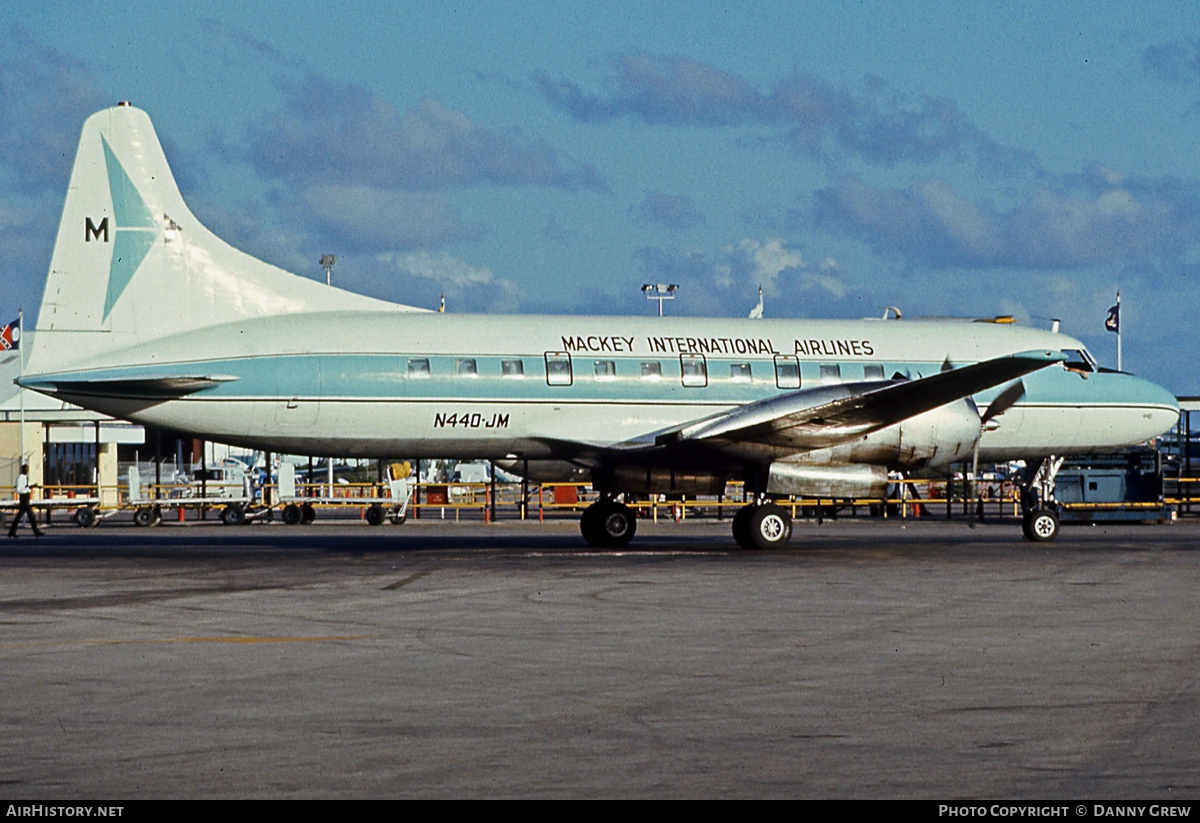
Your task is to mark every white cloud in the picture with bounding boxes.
[379,250,496,289]
[725,237,805,295]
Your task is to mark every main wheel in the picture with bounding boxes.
[731,505,756,550]
[1024,507,1059,542]
[748,503,792,549]
[598,502,636,547]
[580,502,604,546]
[282,504,302,525]
[580,501,637,547]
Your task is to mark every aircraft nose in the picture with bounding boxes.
[1119,373,1180,441]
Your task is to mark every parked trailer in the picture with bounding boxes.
[276,461,413,526]
[125,465,266,526]
[0,495,107,527]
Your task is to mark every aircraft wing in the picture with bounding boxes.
[657,349,1064,452]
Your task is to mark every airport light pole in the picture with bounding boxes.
[320,255,337,495]
[642,283,679,317]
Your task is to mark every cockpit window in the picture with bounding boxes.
[1061,349,1095,373]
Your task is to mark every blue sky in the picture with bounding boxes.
[4,1,1200,392]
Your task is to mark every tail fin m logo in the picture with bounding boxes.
[85,217,109,243]
[99,137,159,320]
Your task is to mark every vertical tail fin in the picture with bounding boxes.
[27,103,410,374]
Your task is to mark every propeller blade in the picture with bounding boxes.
[982,380,1026,424]
[969,436,980,529]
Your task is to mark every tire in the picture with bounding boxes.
[133,506,161,527]
[599,502,636,547]
[365,504,386,526]
[748,503,792,549]
[731,505,756,550]
[300,503,316,524]
[580,501,636,547]
[1024,507,1059,542]
[220,504,246,526]
[74,507,98,528]
[389,511,407,525]
[282,504,302,525]
[579,502,604,546]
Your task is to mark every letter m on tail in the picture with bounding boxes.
[85,217,109,242]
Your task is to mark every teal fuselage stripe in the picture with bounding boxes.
[29,353,1169,408]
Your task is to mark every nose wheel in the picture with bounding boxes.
[1022,507,1060,542]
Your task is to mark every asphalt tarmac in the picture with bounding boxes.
[1,516,1197,799]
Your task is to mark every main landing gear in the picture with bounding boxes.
[579,498,637,548]
[732,502,793,550]
[579,497,795,550]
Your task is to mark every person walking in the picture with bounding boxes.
[8,464,44,538]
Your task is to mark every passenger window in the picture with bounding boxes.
[730,363,752,383]
[594,360,616,381]
[501,359,524,378]
[774,355,800,389]
[680,354,707,387]
[640,361,663,381]
[545,352,573,386]
[819,364,842,382]
[407,358,431,378]
[455,358,478,377]
[863,364,885,380]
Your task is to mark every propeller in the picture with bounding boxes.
[969,381,1026,528]
[982,380,1026,426]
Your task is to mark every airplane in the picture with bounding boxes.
[17,104,1181,548]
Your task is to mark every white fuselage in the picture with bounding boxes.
[27,311,1180,469]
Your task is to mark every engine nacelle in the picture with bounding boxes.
[766,461,888,498]
[872,397,981,469]
[606,464,729,495]
[800,397,982,470]
[494,459,590,484]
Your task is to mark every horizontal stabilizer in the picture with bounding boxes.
[19,373,239,400]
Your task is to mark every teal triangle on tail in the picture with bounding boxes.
[101,137,158,319]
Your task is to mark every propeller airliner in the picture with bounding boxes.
[18,105,1180,548]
